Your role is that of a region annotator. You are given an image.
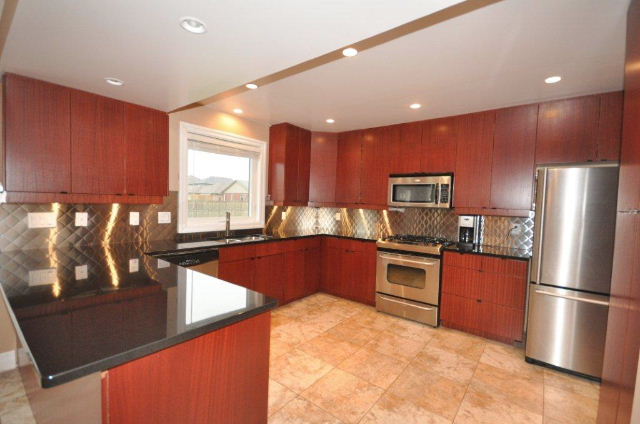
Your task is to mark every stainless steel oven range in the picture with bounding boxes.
[375,235,454,326]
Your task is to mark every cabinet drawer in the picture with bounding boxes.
[440,293,482,332]
[481,273,527,309]
[324,237,346,250]
[482,256,528,277]
[219,245,256,262]
[442,265,482,299]
[301,237,322,250]
[443,251,483,270]
[255,241,284,257]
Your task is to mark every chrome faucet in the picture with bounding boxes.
[225,211,231,238]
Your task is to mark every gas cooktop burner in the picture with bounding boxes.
[377,234,455,255]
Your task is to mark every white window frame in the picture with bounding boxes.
[178,121,267,233]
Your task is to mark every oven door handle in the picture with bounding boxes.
[379,254,435,266]
[378,294,435,311]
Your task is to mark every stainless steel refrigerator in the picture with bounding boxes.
[526,163,619,379]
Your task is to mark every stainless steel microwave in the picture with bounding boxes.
[388,173,453,208]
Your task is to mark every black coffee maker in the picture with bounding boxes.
[458,215,479,252]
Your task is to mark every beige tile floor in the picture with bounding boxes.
[268,293,601,424]
[0,293,600,424]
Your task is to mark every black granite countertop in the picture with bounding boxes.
[443,244,532,260]
[0,243,277,388]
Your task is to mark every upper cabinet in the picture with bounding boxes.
[454,111,496,210]
[268,123,311,206]
[490,104,538,212]
[359,127,388,207]
[3,73,169,203]
[335,130,362,205]
[4,73,71,193]
[536,93,622,164]
[389,123,420,174]
[308,132,338,206]
[421,117,458,174]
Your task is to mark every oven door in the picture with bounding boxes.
[376,251,440,305]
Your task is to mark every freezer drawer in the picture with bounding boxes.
[525,284,609,378]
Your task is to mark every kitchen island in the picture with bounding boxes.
[0,243,277,423]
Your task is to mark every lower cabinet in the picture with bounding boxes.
[321,238,376,306]
[440,251,528,343]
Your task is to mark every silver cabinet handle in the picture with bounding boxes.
[535,289,609,307]
[379,254,435,266]
[378,294,435,311]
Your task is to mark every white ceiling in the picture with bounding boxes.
[0,0,464,112]
[207,0,630,131]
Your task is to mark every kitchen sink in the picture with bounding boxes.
[207,234,272,245]
[238,235,273,241]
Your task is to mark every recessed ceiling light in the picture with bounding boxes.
[326,118,335,124]
[545,75,562,84]
[180,17,207,34]
[342,47,358,57]
[233,108,243,114]
[104,77,124,86]
[409,103,422,109]
[245,83,258,90]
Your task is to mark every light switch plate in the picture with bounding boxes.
[129,212,140,226]
[28,268,57,286]
[28,212,57,229]
[75,212,88,227]
[75,265,88,280]
[129,258,139,273]
[335,212,341,221]
[158,211,171,224]
[157,259,170,269]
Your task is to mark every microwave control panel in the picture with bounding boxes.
[439,184,450,203]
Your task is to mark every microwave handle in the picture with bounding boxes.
[435,183,440,205]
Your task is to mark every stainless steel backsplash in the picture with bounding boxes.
[0,193,533,253]
[265,206,534,252]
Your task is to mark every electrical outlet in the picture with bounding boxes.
[129,212,140,226]
[158,211,171,224]
[129,258,139,273]
[75,265,88,280]
[511,224,522,235]
[335,212,341,221]
[28,268,57,286]
[28,212,56,229]
[157,259,170,269]
[75,212,88,227]
[281,211,287,220]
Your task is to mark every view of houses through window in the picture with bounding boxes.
[187,149,251,218]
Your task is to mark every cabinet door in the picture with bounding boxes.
[490,104,537,211]
[70,90,126,195]
[218,259,255,290]
[296,127,311,203]
[309,132,338,205]
[283,250,305,303]
[4,73,71,193]
[358,242,377,305]
[454,111,495,208]
[360,128,387,206]
[304,248,321,296]
[254,254,284,302]
[597,91,624,161]
[124,104,168,196]
[321,246,342,295]
[338,249,361,299]
[335,130,362,204]
[421,117,457,173]
[388,123,421,174]
[535,95,599,164]
[618,91,640,212]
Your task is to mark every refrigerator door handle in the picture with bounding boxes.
[531,168,547,284]
[534,289,610,307]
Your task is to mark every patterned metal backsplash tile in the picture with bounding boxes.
[0,192,179,252]
[265,205,534,252]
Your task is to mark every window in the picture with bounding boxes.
[178,122,267,233]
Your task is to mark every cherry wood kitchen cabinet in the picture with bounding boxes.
[303,238,322,296]
[421,117,458,174]
[454,111,496,210]
[359,127,388,207]
[218,245,257,290]
[3,73,71,194]
[124,104,168,197]
[335,130,362,206]
[70,89,126,195]
[3,73,169,203]
[441,251,528,343]
[103,312,270,424]
[536,95,599,164]
[388,123,421,174]
[254,254,285,302]
[268,123,311,206]
[489,104,538,212]
[597,91,624,161]
[308,132,338,206]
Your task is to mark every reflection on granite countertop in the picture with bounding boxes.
[0,243,277,388]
